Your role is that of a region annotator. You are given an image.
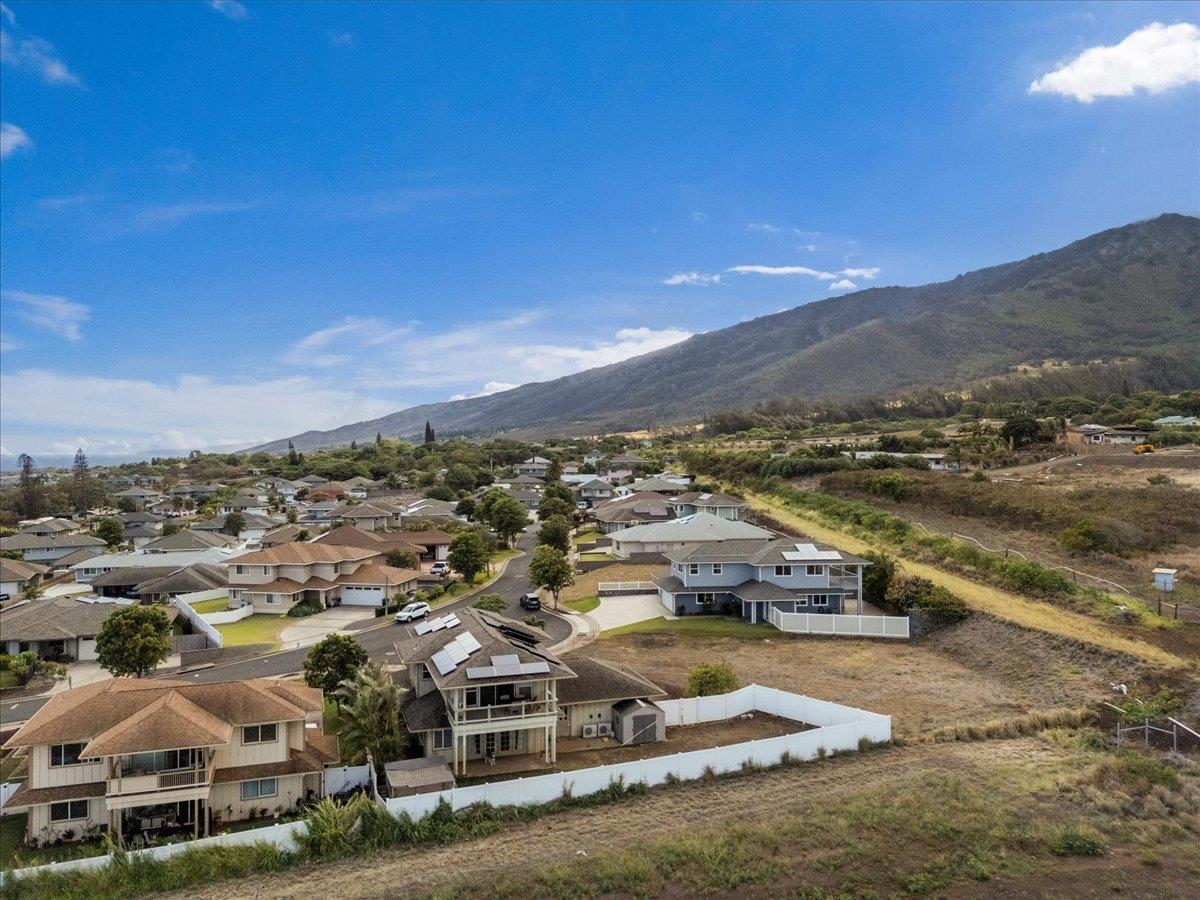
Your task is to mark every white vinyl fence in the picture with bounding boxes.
[2,685,889,884]
[597,581,658,595]
[769,606,909,639]
[322,764,372,796]
[169,597,225,647]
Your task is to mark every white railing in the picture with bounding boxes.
[169,597,224,647]
[769,606,910,639]
[200,605,253,625]
[2,685,889,884]
[455,700,554,723]
[597,581,658,594]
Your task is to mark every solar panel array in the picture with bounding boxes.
[413,613,461,635]
[465,654,551,680]
[781,542,842,562]
[427,630,484,676]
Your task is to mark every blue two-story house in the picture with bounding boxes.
[655,538,869,623]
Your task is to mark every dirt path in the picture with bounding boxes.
[180,738,1068,900]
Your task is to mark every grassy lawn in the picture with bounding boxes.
[578,551,611,562]
[566,596,600,614]
[0,813,24,867]
[0,669,20,689]
[573,529,601,546]
[187,597,230,614]
[215,614,289,649]
[743,490,1186,668]
[602,615,776,640]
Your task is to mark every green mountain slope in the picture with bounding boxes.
[252,213,1200,451]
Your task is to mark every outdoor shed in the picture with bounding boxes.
[384,757,456,798]
[611,698,665,745]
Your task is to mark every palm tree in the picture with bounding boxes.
[331,663,408,768]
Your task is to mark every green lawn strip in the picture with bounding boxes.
[186,597,230,614]
[0,670,20,689]
[572,529,602,547]
[214,615,288,649]
[601,616,776,640]
[577,552,610,562]
[566,596,600,614]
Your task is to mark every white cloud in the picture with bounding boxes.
[0,121,31,158]
[690,211,708,223]
[828,279,857,291]
[507,327,693,379]
[1,369,397,455]
[1029,22,1200,102]
[840,267,880,279]
[1,29,81,86]
[662,272,722,286]
[726,264,839,280]
[746,223,782,233]
[3,291,89,341]
[328,31,355,46]
[450,381,519,401]
[799,243,817,252]
[0,4,14,26]
[127,200,259,232]
[209,0,248,20]
[283,317,414,367]
[0,333,17,352]
[38,193,105,209]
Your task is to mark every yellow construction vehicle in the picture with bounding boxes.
[1133,443,1155,455]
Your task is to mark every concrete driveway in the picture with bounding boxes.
[589,593,672,632]
[277,606,377,649]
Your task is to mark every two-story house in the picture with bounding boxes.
[0,532,107,565]
[516,456,552,478]
[397,609,664,776]
[590,491,676,534]
[2,677,339,846]
[655,537,869,622]
[669,491,747,521]
[570,477,614,508]
[609,511,771,559]
[228,543,419,613]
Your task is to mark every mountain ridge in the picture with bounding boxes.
[251,213,1200,452]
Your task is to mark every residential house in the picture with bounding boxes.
[91,563,227,602]
[254,477,302,504]
[1103,427,1152,445]
[312,525,444,562]
[506,474,545,491]
[227,543,419,613]
[114,512,163,529]
[669,491,748,521]
[570,477,614,508]
[2,677,339,845]
[516,456,552,478]
[335,502,398,532]
[590,492,675,534]
[17,517,81,537]
[167,483,221,504]
[259,523,307,548]
[142,530,235,553]
[217,494,267,517]
[298,500,340,525]
[616,476,689,497]
[401,497,460,524]
[609,512,772,559]
[655,537,870,622]
[1066,424,1109,446]
[1152,415,1199,426]
[847,450,954,471]
[0,532,107,564]
[599,453,647,481]
[113,487,163,509]
[0,596,178,661]
[397,609,664,775]
[190,513,278,542]
[1,558,50,599]
[123,525,160,549]
[72,548,231,584]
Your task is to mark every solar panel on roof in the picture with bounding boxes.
[431,649,457,675]
[457,633,482,653]
[413,619,434,635]
[444,642,469,664]
[491,654,519,667]
[494,662,523,677]
[519,661,550,675]
[444,614,461,628]
[465,666,495,679]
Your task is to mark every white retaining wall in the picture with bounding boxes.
[770,606,910,639]
[2,685,889,884]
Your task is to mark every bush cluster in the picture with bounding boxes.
[882,574,969,624]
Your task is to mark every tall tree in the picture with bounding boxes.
[93,517,125,548]
[330,663,408,768]
[424,421,436,445]
[448,530,488,585]
[529,544,574,610]
[95,606,172,678]
[16,453,46,519]
[70,448,98,513]
[489,495,529,547]
[288,440,299,465]
[545,457,563,482]
[222,511,246,536]
[537,514,572,555]
[303,634,369,694]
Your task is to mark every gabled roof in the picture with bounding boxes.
[133,563,227,596]
[555,657,666,705]
[626,477,689,494]
[672,491,746,508]
[336,563,421,586]
[0,557,50,583]
[230,542,378,566]
[0,597,178,642]
[611,511,770,544]
[261,523,307,546]
[0,533,107,551]
[142,529,233,552]
[663,537,870,567]
[591,492,674,524]
[310,525,426,556]
[5,677,325,750]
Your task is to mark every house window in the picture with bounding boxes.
[774,565,793,577]
[711,563,723,575]
[266,595,281,605]
[464,688,479,707]
[812,595,829,607]
[240,778,277,801]
[262,566,270,575]
[432,729,453,750]
[242,723,278,744]
[420,666,433,682]
[698,592,716,606]
[49,799,89,822]
[688,563,700,575]
[795,597,808,608]
[235,565,246,575]
[806,565,825,577]
[50,743,88,767]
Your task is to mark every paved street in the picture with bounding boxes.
[1,526,572,726]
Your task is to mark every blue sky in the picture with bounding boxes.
[2,1,1198,462]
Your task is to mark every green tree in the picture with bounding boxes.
[454,497,476,520]
[444,463,476,494]
[222,511,246,536]
[303,634,369,694]
[475,487,509,525]
[542,481,573,505]
[537,514,571,555]
[1001,414,1041,448]
[93,517,125,549]
[685,662,738,697]
[95,605,172,678]
[537,495,574,522]
[161,520,181,536]
[16,453,46,519]
[448,530,488,584]
[330,663,407,768]
[70,448,99,513]
[860,550,896,605]
[424,421,436,445]
[545,457,563,482]
[384,549,419,570]
[528,544,574,610]
[424,485,456,502]
[489,495,529,547]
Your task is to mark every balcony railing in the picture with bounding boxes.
[453,699,554,723]
[108,762,212,797]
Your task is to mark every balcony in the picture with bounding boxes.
[452,699,555,725]
[106,763,214,809]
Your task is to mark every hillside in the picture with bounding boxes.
[253,213,1200,451]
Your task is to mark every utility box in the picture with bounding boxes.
[1153,568,1177,592]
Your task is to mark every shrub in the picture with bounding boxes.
[287,598,322,618]
[1048,827,1105,857]
[472,594,508,612]
[868,472,916,501]
[883,574,968,624]
[686,662,738,697]
[860,550,895,604]
[1060,520,1105,555]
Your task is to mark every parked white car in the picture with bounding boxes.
[429,561,450,576]
[394,601,431,623]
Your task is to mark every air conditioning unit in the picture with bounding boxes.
[582,725,598,738]
[596,722,613,737]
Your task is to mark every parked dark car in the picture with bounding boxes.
[520,592,541,610]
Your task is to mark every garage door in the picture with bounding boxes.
[78,638,99,661]
[340,586,385,606]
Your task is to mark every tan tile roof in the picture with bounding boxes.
[211,745,333,784]
[5,781,106,808]
[0,597,178,642]
[336,564,420,586]
[0,558,50,582]
[83,691,233,757]
[231,543,378,566]
[312,525,425,556]
[5,678,324,751]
